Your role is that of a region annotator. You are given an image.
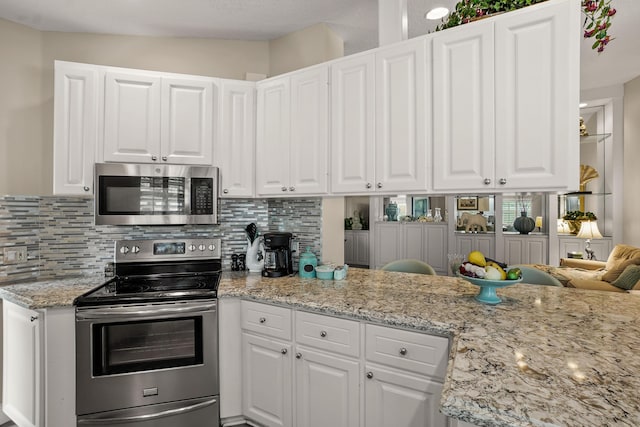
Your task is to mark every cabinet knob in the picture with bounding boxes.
[376,182,383,189]
[259,317,266,324]
[484,178,491,185]
[223,189,229,194]
[162,156,168,162]
[499,178,507,185]
[366,183,372,189]
[30,316,38,322]
[281,348,288,355]
[296,352,302,359]
[366,371,374,379]
[83,186,90,192]
[151,156,158,161]
[281,187,288,192]
[320,330,327,338]
[289,186,295,192]
[399,347,407,356]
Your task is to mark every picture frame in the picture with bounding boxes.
[457,197,478,210]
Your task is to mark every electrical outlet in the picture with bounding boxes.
[291,241,300,254]
[3,246,28,265]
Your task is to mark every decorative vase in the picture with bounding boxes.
[513,212,535,235]
[433,208,442,223]
[385,203,398,221]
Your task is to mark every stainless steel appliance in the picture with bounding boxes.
[262,232,293,277]
[94,163,219,226]
[74,238,221,427]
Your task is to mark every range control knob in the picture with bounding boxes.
[131,246,140,254]
[208,244,216,251]
[119,246,130,255]
[188,244,197,252]
[198,244,206,251]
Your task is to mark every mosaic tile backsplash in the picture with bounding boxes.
[0,196,322,283]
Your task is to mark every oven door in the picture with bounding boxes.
[76,300,218,416]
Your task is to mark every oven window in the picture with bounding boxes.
[92,317,203,376]
[98,176,186,215]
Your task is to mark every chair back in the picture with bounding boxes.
[511,265,562,287]
[380,259,436,275]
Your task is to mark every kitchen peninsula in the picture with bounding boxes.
[2,269,639,427]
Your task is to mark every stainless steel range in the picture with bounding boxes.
[74,238,221,427]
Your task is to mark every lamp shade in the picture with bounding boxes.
[535,216,543,228]
[577,221,603,239]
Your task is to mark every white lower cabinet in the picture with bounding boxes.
[455,234,495,260]
[238,301,451,427]
[503,235,548,265]
[2,301,75,427]
[344,230,370,267]
[364,364,447,427]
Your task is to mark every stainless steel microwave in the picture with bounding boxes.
[95,163,218,226]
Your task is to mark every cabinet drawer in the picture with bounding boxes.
[365,324,449,380]
[241,301,292,340]
[295,311,360,357]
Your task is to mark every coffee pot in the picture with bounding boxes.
[262,232,293,277]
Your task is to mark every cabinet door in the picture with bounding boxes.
[504,237,525,265]
[242,333,292,427]
[456,235,495,259]
[216,80,256,197]
[295,347,360,427]
[344,231,355,265]
[104,71,161,163]
[331,54,376,193]
[354,232,370,267]
[424,225,448,274]
[495,0,579,190]
[432,21,495,191]
[53,62,99,196]
[160,76,213,165]
[256,78,291,195]
[364,365,447,427]
[403,224,424,260]
[290,66,329,195]
[526,238,548,265]
[375,39,429,193]
[374,223,402,269]
[3,301,42,427]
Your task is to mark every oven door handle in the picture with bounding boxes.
[76,301,217,320]
[77,397,217,424]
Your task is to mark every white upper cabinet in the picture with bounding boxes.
[256,66,328,196]
[215,80,256,197]
[375,38,429,193]
[432,21,495,191]
[104,71,214,165]
[53,61,100,195]
[331,54,376,193]
[495,0,579,191]
[160,76,214,165]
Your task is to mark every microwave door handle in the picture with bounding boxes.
[77,397,217,424]
[76,302,217,320]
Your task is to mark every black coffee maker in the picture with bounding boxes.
[262,232,293,277]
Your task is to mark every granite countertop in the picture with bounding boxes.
[1,268,639,426]
[0,275,103,309]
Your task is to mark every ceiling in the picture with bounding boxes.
[0,0,638,91]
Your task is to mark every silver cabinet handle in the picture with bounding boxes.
[376,182,383,189]
[289,186,295,192]
[223,189,229,194]
[484,178,491,185]
[30,316,38,322]
[366,183,372,189]
[366,371,374,379]
[259,317,266,324]
[320,330,327,338]
[281,187,287,192]
[296,352,302,359]
[499,178,507,185]
[151,156,158,161]
[281,348,288,355]
[162,156,168,162]
[399,347,407,356]
[83,186,90,192]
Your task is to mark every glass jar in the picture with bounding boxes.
[426,209,433,222]
[433,208,442,222]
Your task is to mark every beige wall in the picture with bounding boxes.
[321,197,345,265]
[269,23,344,76]
[624,75,640,246]
[0,19,45,195]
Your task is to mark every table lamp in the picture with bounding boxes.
[535,216,543,232]
[576,220,603,260]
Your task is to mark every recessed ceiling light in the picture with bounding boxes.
[579,102,588,108]
[425,7,449,20]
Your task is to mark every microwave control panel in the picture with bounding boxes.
[191,178,214,214]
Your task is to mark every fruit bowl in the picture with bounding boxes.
[456,274,522,304]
